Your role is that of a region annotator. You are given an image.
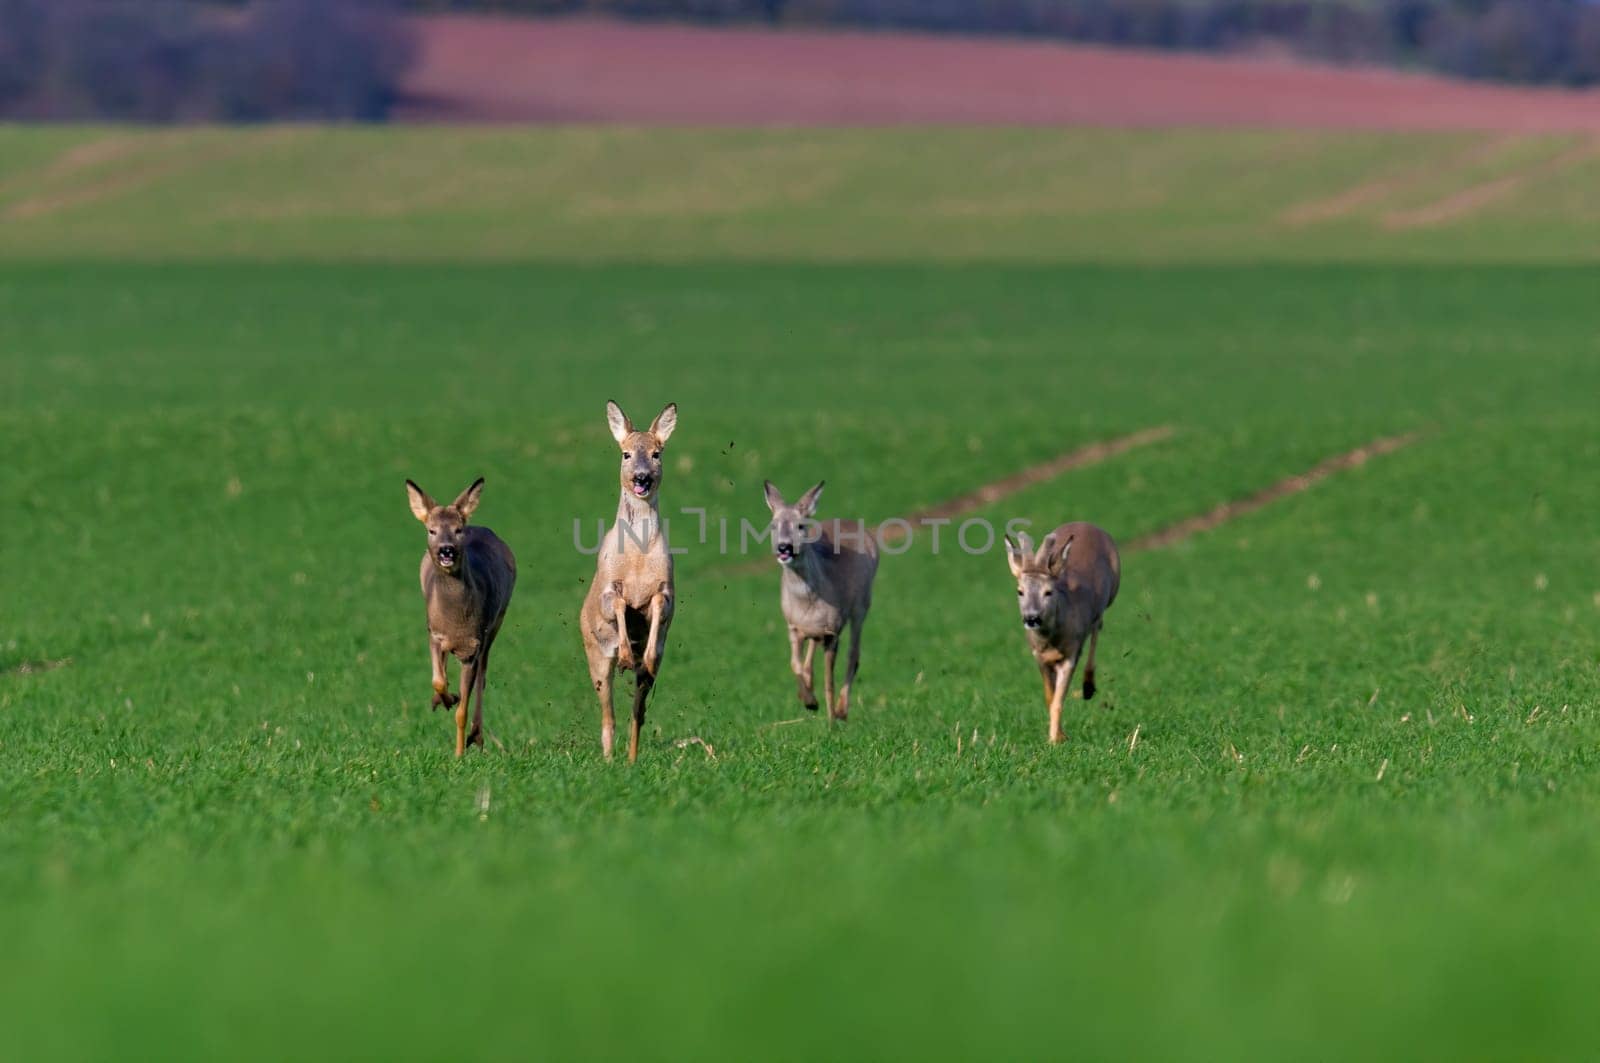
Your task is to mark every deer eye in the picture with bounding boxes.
[429,528,436,536]
[1044,589,1053,597]
[1016,589,1023,596]
[623,452,632,460]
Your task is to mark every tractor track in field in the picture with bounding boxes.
[3,130,300,221]
[875,425,1175,546]
[1126,431,1421,552]
[711,427,1419,575]
[1278,134,1519,226]
[707,425,1174,577]
[0,136,141,201]
[1382,138,1600,229]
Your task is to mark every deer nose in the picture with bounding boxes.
[1022,613,1042,628]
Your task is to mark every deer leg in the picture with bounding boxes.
[1048,645,1082,745]
[598,669,617,760]
[582,588,620,760]
[612,582,634,670]
[430,639,457,710]
[822,634,840,722]
[1039,660,1055,708]
[643,586,670,677]
[789,626,818,711]
[455,655,478,758]
[835,617,864,721]
[1082,625,1101,701]
[466,643,490,749]
[629,669,654,765]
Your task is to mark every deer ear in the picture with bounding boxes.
[1004,535,1028,579]
[797,480,825,517]
[650,402,677,444]
[606,400,631,445]
[453,477,485,520]
[763,480,785,514]
[406,480,434,523]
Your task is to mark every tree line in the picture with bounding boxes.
[0,0,416,121]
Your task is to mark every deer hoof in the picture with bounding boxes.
[1082,675,1096,701]
[432,691,459,710]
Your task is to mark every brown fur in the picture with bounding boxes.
[406,477,517,757]
[764,480,878,720]
[579,400,678,762]
[1004,521,1119,744]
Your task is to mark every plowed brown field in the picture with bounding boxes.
[398,15,1600,130]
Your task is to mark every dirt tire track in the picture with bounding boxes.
[5,130,299,221]
[1383,139,1600,229]
[710,428,1418,578]
[1127,432,1420,552]
[0,136,142,200]
[709,425,1173,577]
[7,165,184,220]
[876,425,1175,545]
[1279,135,1518,225]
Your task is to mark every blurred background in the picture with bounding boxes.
[4,0,1600,124]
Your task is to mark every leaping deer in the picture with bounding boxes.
[579,400,678,763]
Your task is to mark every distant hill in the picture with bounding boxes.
[400,0,1600,88]
[396,15,1600,130]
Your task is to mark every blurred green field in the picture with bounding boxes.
[2,129,1599,1060]
[3,126,1600,263]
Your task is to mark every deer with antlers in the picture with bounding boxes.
[1003,522,1119,744]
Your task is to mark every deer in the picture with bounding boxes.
[1003,522,1120,745]
[763,480,878,721]
[405,477,517,758]
[579,400,678,763]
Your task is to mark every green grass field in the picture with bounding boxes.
[2,129,1599,1060]
[4,126,1600,264]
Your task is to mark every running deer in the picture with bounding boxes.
[406,477,517,757]
[764,480,878,721]
[1004,522,1120,744]
[580,400,677,763]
